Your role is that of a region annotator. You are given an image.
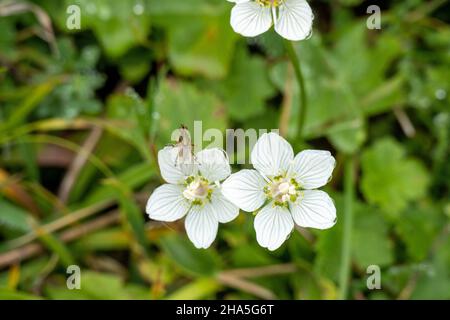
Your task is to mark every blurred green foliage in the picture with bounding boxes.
[0,0,449,300]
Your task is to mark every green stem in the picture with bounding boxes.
[339,156,355,300]
[284,40,307,143]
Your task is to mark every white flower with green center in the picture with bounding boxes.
[222,133,336,251]
[227,0,314,41]
[146,147,239,249]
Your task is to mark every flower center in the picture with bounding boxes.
[264,175,301,207]
[256,0,283,8]
[183,176,212,205]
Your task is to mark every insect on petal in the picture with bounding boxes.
[158,146,197,184]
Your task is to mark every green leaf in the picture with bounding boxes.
[80,271,124,299]
[0,199,33,233]
[411,236,450,299]
[72,228,129,252]
[148,0,226,18]
[2,78,60,130]
[314,220,343,282]
[395,206,441,262]
[166,277,220,300]
[34,39,104,119]
[152,78,227,149]
[292,273,328,300]
[215,46,276,120]
[108,181,148,251]
[38,233,76,267]
[166,13,237,79]
[106,92,152,160]
[149,0,236,78]
[63,0,151,58]
[326,118,367,155]
[17,138,40,181]
[0,288,41,300]
[45,285,91,300]
[0,19,16,58]
[270,23,404,151]
[361,138,430,218]
[81,163,155,207]
[231,244,278,268]
[45,271,149,300]
[118,48,152,83]
[160,234,221,277]
[315,195,394,281]
[352,209,394,268]
[0,257,49,290]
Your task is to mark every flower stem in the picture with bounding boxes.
[339,156,355,300]
[284,40,307,143]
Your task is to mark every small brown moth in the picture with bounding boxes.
[173,125,195,167]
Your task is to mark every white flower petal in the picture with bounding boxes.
[146,184,190,222]
[290,190,336,229]
[185,204,219,249]
[158,146,197,184]
[228,0,250,3]
[221,169,266,212]
[251,132,294,177]
[275,0,313,41]
[230,1,273,37]
[196,148,231,182]
[254,204,294,251]
[210,189,240,223]
[290,150,335,189]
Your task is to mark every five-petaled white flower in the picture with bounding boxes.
[146,147,239,249]
[227,0,314,41]
[222,133,336,251]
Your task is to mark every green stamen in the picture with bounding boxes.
[265,175,302,207]
[183,176,213,206]
[256,0,283,7]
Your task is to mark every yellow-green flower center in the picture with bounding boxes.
[264,175,302,208]
[183,176,212,205]
[256,0,283,7]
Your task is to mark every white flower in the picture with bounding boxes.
[227,0,314,41]
[222,133,336,251]
[146,147,239,249]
